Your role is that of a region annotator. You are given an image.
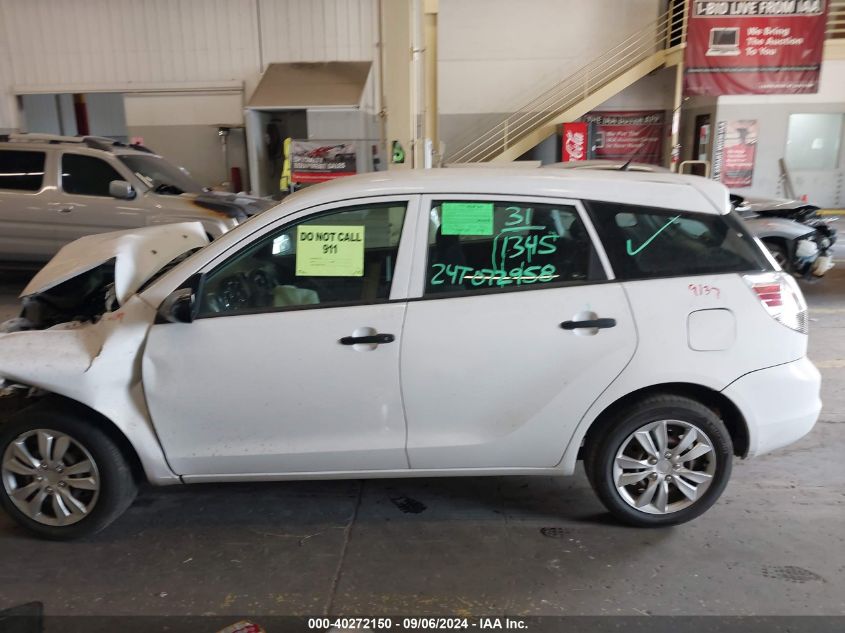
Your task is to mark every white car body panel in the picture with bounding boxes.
[401,284,637,469]
[0,297,179,483]
[143,303,410,475]
[22,222,208,304]
[557,273,811,474]
[0,169,821,489]
[722,356,820,456]
[141,194,420,476]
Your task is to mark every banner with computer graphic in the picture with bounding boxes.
[683,0,828,95]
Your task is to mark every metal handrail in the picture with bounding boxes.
[828,0,845,37]
[446,14,673,157]
[449,0,845,163]
[449,7,674,163]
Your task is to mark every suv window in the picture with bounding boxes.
[0,150,46,191]
[61,153,124,197]
[425,200,603,296]
[586,200,772,280]
[197,202,407,317]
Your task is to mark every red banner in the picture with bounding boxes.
[561,122,589,161]
[583,110,666,165]
[720,120,758,187]
[684,0,828,96]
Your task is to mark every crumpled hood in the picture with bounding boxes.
[734,195,816,213]
[21,222,209,305]
[185,191,276,217]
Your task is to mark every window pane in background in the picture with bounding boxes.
[0,150,46,191]
[61,154,123,196]
[785,113,843,171]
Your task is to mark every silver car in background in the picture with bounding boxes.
[0,134,274,263]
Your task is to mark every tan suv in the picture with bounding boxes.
[0,134,274,263]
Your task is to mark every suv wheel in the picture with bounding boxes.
[0,407,137,540]
[585,395,733,527]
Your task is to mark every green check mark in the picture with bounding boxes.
[626,215,681,256]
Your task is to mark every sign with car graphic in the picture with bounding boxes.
[291,141,357,184]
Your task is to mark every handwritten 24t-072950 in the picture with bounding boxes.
[430,206,563,288]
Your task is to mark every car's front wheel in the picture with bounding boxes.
[0,406,137,540]
[585,394,733,527]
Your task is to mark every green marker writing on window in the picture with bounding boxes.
[626,215,681,256]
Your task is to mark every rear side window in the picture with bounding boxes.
[586,200,772,280]
[61,154,123,197]
[425,200,605,296]
[0,150,46,191]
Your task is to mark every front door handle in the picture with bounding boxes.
[340,333,395,345]
[560,318,616,330]
[57,206,74,214]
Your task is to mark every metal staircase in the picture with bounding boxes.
[447,0,845,165]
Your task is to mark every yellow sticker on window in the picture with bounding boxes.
[296,225,365,277]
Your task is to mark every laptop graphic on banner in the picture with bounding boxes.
[706,27,740,56]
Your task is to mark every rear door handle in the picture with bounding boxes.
[560,318,616,330]
[340,333,395,345]
[57,206,74,214]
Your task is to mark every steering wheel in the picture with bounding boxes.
[207,273,252,313]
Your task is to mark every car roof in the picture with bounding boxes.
[0,134,158,157]
[283,167,729,215]
[545,159,671,173]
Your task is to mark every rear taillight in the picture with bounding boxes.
[744,272,808,334]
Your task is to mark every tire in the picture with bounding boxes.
[584,394,733,527]
[0,404,137,540]
[763,240,791,273]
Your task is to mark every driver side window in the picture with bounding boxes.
[197,202,407,317]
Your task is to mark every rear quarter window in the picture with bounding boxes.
[0,149,46,191]
[585,200,773,280]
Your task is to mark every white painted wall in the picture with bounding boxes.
[123,93,245,128]
[0,0,378,130]
[438,0,663,116]
[713,59,845,206]
[594,68,676,112]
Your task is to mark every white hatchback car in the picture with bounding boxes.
[0,168,821,539]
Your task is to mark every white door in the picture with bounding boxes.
[401,195,637,469]
[142,197,417,476]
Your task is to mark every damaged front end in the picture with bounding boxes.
[0,223,209,421]
[2,260,120,332]
[2,222,209,333]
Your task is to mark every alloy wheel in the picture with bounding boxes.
[612,419,716,515]
[2,429,100,526]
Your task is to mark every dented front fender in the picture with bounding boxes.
[0,296,180,484]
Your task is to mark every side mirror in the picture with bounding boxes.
[157,288,195,324]
[109,180,136,200]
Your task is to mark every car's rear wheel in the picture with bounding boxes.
[585,394,733,527]
[0,407,137,540]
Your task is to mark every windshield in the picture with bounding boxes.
[118,155,204,195]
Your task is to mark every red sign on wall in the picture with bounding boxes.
[684,0,828,96]
[583,111,666,165]
[721,120,758,187]
[290,141,357,184]
[561,122,589,161]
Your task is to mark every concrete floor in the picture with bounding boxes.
[0,265,843,619]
